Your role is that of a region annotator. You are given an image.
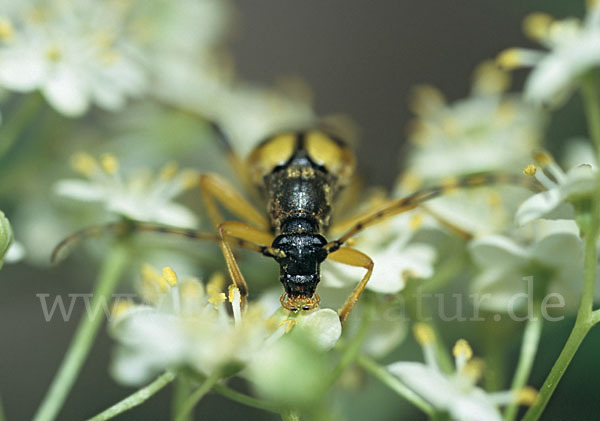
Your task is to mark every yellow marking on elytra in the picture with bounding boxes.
[71,152,98,177]
[523,164,537,176]
[247,133,296,184]
[305,131,355,180]
[101,154,119,175]
[413,322,435,346]
[162,266,178,287]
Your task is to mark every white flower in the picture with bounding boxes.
[469,219,585,313]
[110,266,342,386]
[54,152,199,227]
[401,61,544,235]
[322,210,436,294]
[517,151,596,225]
[497,4,600,105]
[0,210,13,268]
[388,324,536,421]
[0,0,231,116]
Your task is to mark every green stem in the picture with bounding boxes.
[327,309,372,387]
[356,355,434,417]
[212,383,281,413]
[33,244,129,421]
[281,409,301,421]
[86,371,176,421]
[581,72,600,165]
[171,376,192,421]
[504,306,543,421]
[0,94,42,160]
[174,373,220,421]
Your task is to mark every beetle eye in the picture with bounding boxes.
[302,305,310,310]
[289,306,297,312]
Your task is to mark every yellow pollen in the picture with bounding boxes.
[496,48,523,70]
[399,171,423,192]
[409,214,424,231]
[46,46,61,62]
[0,18,14,41]
[407,120,430,146]
[71,152,98,177]
[588,0,600,10]
[413,322,435,346]
[523,13,554,41]
[180,169,200,190]
[101,154,119,175]
[517,386,539,406]
[523,164,537,176]
[279,318,297,333]
[180,279,203,299]
[159,162,179,181]
[111,300,134,318]
[533,150,553,166]
[206,272,225,297]
[409,85,446,116]
[141,263,169,291]
[208,292,226,308]
[228,284,240,303]
[462,358,485,381]
[161,266,178,287]
[452,339,473,360]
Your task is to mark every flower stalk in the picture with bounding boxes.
[33,243,129,421]
[86,371,176,421]
[523,72,600,421]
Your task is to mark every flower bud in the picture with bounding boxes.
[0,210,14,269]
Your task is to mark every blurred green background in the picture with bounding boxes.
[1,1,599,420]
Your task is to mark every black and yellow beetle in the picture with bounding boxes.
[53,124,537,323]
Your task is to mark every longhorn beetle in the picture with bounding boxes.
[53,124,539,323]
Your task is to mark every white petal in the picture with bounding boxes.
[515,190,563,225]
[297,308,342,350]
[53,179,104,201]
[387,362,457,409]
[451,389,502,421]
[152,203,198,228]
[469,235,530,268]
[0,49,45,91]
[5,241,25,263]
[42,67,90,117]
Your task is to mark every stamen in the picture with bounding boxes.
[207,272,226,309]
[409,214,424,231]
[523,164,537,176]
[279,318,297,333]
[101,153,119,175]
[71,152,98,177]
[409,85,446,117]
[141,263,168,292]
[472,60,510,95]
[497,48,543,70]
[523,13,554,41]
[180,169,200,190]
[453,339,473,372]
[516,386,539,406]
[228,284,242,326]
[0,18,14,41]
[413,322,435,346]
[161,266,178,287]
[534,151,566,183]
[159,162,179,181]
[46,46,61,62]
[111,300,134,318]
[461,358,485,384]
